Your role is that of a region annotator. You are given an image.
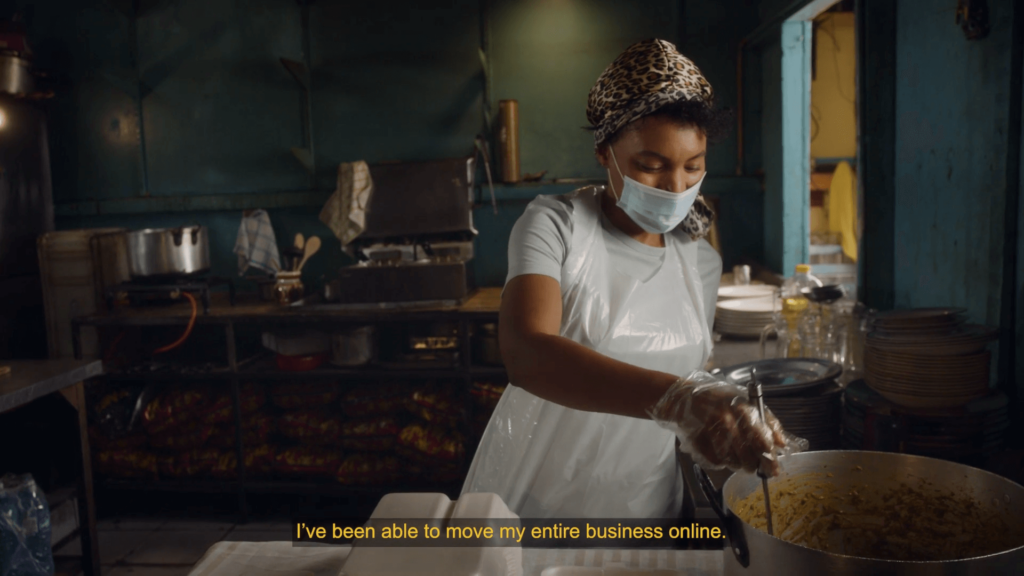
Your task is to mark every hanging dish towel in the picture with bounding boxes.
[320,160,374,253]
[233,209,281,275]
[828,161,858,262]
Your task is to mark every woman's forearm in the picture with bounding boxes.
[502,332,680,419]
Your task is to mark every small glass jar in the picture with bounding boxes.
[273,271,304,305]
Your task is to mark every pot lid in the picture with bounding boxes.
[713,358,842,396]
[802,285,845,303]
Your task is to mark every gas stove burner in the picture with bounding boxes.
[107,276,235,314]
[126,272,213,285]
[364,249,405,267]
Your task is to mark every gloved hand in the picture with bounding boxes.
[647,370,808,476]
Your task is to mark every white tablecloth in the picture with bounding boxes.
[188,541,724,576]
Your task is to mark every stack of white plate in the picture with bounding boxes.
[716,284,776,301]
[714,296,775,337]
[864,308,998,409]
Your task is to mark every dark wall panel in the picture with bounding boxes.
[759,39,783,273]
[857,0,897,310]
[892,0,1013,326]
[18,0,144,202]
[309,0,484,188]
[137,0,308,195]
[679,0,760,177]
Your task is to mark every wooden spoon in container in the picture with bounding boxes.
[296,236,321,272]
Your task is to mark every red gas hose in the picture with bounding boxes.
[103,330,127,363]
[153,291,198,354]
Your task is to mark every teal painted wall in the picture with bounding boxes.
[18,2,143,203]
[892,0,1013,327]
[14,0,767,291]
[475,0,765,285]
[489,0,677,180]
[759,39,784,272]
[308,0,484,185]
[137,0,309,195]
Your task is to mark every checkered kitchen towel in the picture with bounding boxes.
[319,160,374,254]
[234,209,281,275]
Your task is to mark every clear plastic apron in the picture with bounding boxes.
[462,187,712,518]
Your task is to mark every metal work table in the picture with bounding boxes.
[0,359,104,576]
[72,287,502,329]
[0,359,103,413]
[708,337,762,370]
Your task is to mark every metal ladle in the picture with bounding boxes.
[748,366,774,536]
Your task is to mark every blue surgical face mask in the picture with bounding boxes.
[607,146,706,235]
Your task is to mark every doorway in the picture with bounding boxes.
[781,0,859,299]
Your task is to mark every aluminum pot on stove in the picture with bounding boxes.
[125,226,210,278]
[0,54,34,96]
[696,451,1024,575]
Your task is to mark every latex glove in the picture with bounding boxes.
[647,370,808,476]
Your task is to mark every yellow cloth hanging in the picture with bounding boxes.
[828,161,858,262]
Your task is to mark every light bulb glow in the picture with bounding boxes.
[0,109,5,129]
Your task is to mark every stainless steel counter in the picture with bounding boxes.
[0,359,102,413]
[0,358,104,576]
[709,337,763,370]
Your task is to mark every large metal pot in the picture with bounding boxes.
[330,326,375,367]
[0,55,33,96]
[125,226,210,278]
[697,451,1024,575]
[473,322,502,366]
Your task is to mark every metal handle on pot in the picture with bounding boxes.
[168,226,201,247]
[693,464,750,568]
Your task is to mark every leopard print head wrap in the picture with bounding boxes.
[587,38,716,241]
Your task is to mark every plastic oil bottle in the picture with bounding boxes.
[779,264,822,357]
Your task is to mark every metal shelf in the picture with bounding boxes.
[101,362,486,382]
[99,364,502,382]
[468,366,507,377]
[102,478,239,493]
[244,479,463,497]
[100,477,463,498]
[238,360,464,380]
[79,293,500,520]
[101,370,235,382]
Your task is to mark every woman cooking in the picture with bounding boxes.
[462,39,805,519]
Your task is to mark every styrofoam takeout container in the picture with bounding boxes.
[536,565,688,569]
[339,492,523,576]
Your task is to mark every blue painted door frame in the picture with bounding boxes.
[779,20,813,274]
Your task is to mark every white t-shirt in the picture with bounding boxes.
[506,191,722,331]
